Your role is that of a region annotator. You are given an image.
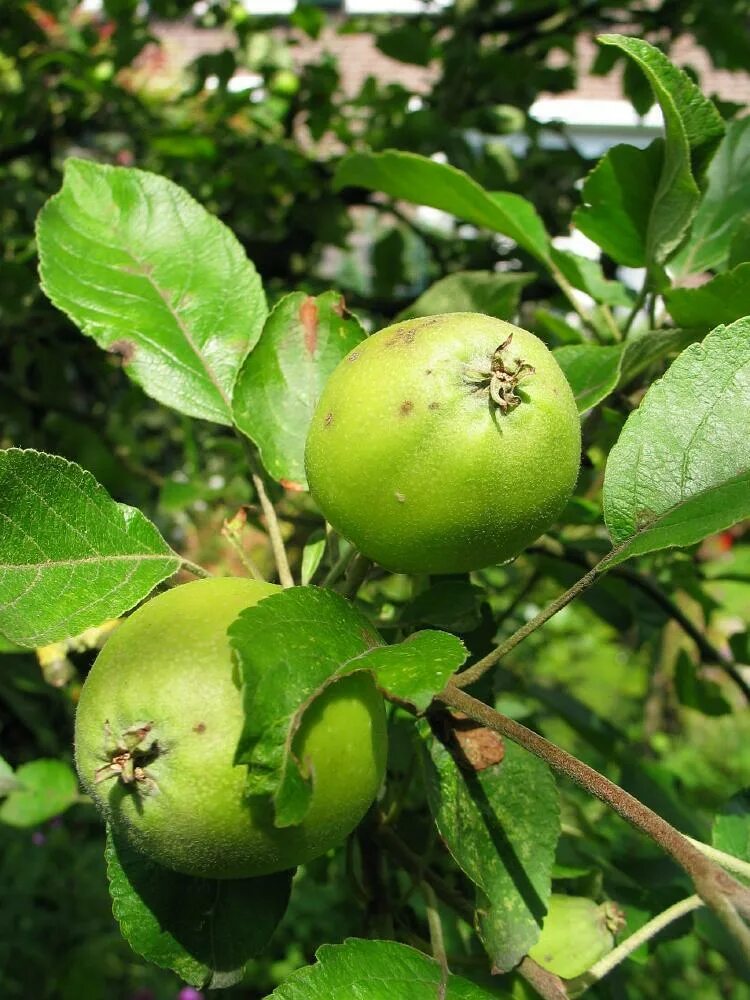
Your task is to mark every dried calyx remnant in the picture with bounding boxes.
[95,720,159,789]
[464,334,535,413]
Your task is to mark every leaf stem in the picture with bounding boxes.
[573,895,703,992]
[422,882,449,974]
[518,957,570,1000]
[623,278,648,334]
[436,684,750,960]
[181,559,212,579]
[220,519,267,583]
[239,438,294,588]
[342,552,372,598]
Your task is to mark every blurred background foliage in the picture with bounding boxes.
[2,1,750,997]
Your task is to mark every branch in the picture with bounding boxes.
[518,957,570,1000]
[437,684,750,960]
[181,559,212,579]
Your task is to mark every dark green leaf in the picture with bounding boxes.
[400,580,484,633]
[266,939,505,999]
[232,292,364,489]
[420,724,559,972]
[397,270,534,323]
[0,449,180,647]
[617,327,705,387]
[664,263,750,328]
[603,319,750,563]
[334,150,550,262]
[0,759,78,827]
[106,831,292,989]
[37,159,266,425]
[376,24,434,66]
[674,651,731,716]
[672,118,750,276]
[229,588,382,825]
[574,142,663,268]
[729,214,750,270]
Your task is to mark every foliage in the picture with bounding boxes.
[3,2,750,998]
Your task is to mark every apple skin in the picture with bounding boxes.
[305,312,581,575]
[75,578,387,878]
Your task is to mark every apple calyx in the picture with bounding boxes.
[94,720,159,789]
[464,334,535,413]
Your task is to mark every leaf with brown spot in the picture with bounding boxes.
[300,297,319,355]
[233,291,365,487]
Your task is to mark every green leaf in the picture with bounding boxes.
[664,262,750,328]
[550,249,632,307]
[233,292,364,489]
[301,531,327,586]
[674,651,731,716]
[729,214,750,270]
[554,344,623,413]
[598,35,724,267]
[0,759,78,826]
[574,141,663,268]
[396,270,534,322]
[400,580,484,634]
[0,449,180,647]
[230,587,383,825]
[106,830,292,990]
[0,756,20,797]
[266,939,505,999]
[603,320,750,564]
[672,118,750,276]
[617,327,705,387]
[334,150,551,262]
[419,724,559,972]
[351,630,467,713]
[712,790,750,864]
[376,24,434,66]
[37,159,266,425]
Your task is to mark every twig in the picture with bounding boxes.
[239,437,294,588]
[572,895,703,992]
[322,546,353,589]
[422,882,449,977]
[453,548,620,689]
[623,279,648,334]
[181,559,212,579]
[437,684,750,959]
[518,956,570,1000]
[342,552,372,598]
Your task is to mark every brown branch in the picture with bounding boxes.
[437,684,750,960]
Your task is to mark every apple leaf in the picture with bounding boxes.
[712,790,750,865]
[419,722,559,972]
[554,344,623,413]
[672,118,750,276]
[334,149,550,262]
[550,249,632,307]
[597,35,723,268]
[230,587,464,827]
[266,939,506,999]
[664,262,750,329]
[0,449,180,647]
[106,830,292,990]
[603,319,750,564]
[554,328,704,413]
[37,159,266,425]
[349,630,467,713]
[574,141,663,268]
[233,291,365,489]
[396,270,534,322]
[0,759,78,826]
